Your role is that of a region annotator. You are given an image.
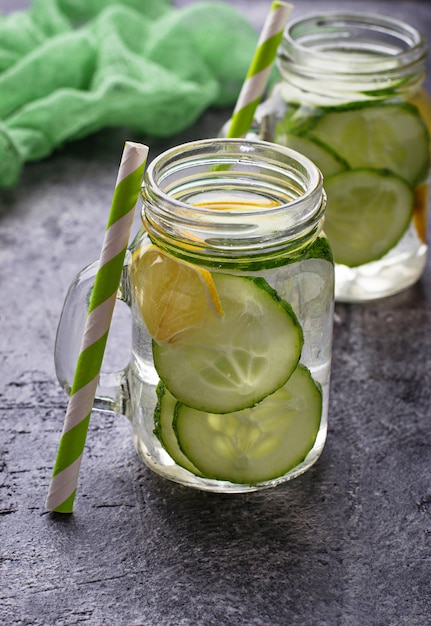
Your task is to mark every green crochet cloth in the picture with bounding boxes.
[0,0,258,187]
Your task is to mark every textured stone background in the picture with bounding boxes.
[1,1,431,625]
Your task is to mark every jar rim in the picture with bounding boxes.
[278,11,427,78]
[143,138,322,216]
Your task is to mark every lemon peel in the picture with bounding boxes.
[129,244,223,343]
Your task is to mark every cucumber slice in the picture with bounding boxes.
[174,365,322,484]
[281,102,324,135]
[309,103,430,186]
[153,273,303,414]
[153,382,203,475]
[324,169,414,267]
[274,131,348,179]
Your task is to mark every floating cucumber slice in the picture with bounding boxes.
[274,131,347,179]
[324,169,414,267]
[153,382,203,475]
[153,273,303,414]
[309,102,430,186]
[173,365,322,484]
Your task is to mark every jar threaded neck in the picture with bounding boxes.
[141,139,326,263]
[277,12,427,96]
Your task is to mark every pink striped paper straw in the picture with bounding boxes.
[46,141,149,513]
[226,1,293,138]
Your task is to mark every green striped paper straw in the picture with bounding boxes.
[46,141,149,513]
[226,1,293,138]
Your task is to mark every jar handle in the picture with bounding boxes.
[54,260,132,418]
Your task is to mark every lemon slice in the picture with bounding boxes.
[129,245,223,343]
[413,184,428,244]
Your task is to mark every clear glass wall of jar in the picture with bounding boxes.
[255,12,430,302]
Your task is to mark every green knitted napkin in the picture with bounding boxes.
[0,0,258,187]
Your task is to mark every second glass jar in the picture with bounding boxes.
[253,12,431,302]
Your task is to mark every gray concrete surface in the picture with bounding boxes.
[1,1,431,625]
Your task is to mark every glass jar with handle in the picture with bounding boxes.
[54,138,334,492]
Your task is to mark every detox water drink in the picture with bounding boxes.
[253,13,430,302]
[54,139,334,492]
[124,139,334,492]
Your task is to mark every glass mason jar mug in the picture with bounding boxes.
[252,12,431,302]
[55,139,334,493]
